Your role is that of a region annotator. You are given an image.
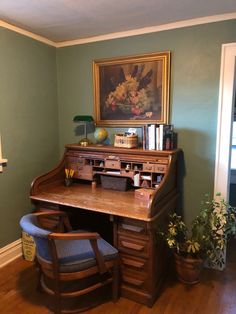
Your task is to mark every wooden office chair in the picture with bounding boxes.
[20,211,119,314]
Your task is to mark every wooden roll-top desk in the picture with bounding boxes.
[30,144,181,307]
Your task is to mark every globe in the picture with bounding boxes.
[94,128,108,144]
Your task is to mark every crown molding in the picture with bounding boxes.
[0,20,56,47]
[56,12,236,48]
[1,12,236,48]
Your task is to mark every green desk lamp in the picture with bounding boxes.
[73,115,94,146]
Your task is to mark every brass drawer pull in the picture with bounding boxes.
[123,275,144,286]
[121,241,144,251]
[156,167,165,171]
[122,257,145,269]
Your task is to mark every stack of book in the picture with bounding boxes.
[142,124,176,150]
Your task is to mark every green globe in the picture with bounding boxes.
[94,128,108,144]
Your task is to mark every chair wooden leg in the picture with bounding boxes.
[54,280,62,314]
[35,259,43,292]
[112,257,119,302]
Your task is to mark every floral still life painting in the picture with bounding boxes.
[93,52,170,125]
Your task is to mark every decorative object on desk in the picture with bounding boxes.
[157,193,236,284]
[73,115,95,146]
[114,130,138,148]
[135,188,155,202]
[93,51,170,126]
[91,180,97,189]
[133,173,140,186]
[64,168,74,187]
[125,164,130,171]
[141,179,150,188]
[94,127,109,144]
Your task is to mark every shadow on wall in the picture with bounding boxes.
[176,149,185,217]
[175,128,214,223]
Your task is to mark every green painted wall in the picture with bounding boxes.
[56,20,236,225]
[1,19,236,248]
[0,29,59,247]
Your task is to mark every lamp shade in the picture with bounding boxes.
[73,115,94,122]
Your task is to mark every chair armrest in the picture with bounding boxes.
[48,231,108,274]
[48,232,100,240]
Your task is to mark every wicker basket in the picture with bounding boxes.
[114,133,138,148]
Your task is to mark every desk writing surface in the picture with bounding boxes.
[30,182,152,221]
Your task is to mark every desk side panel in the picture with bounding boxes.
[30,151,66,196]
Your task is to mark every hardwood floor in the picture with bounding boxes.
[0,241,236,314]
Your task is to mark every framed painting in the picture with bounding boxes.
[93,51,170,126]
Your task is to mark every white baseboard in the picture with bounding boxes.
[0,239,22,268]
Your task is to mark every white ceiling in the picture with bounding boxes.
[0,0,236,44]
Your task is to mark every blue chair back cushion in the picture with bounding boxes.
[20,214,118,272]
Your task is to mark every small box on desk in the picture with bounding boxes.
[114,133,138,148]
[135,188,155,201]
[101,175,128,191]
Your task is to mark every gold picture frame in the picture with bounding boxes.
[93,51,170,126]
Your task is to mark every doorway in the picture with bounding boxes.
[229,101,236,206]
[214,43,236,269]
[214,43,236,200]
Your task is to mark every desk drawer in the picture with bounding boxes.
[118,217,147,236]
[77,165,93,180]
[118,235,149,257]
[143,163,155,172]
[105,159,120,169]
[154,164,167,173]
[122,268,149,291]
[121,253,148,273]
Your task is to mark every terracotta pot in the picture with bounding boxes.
[174,253,203,284]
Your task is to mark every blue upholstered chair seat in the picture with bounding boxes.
[37,235,118,273]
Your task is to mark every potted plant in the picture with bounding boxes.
[159,193,236,284]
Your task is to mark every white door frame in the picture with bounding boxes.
[214,43,236,199]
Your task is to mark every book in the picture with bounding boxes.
[148,124,156,150]
[163,124,174,150]
[155,125,160,150]
[159,124,174,150]
[159,124,164,150]
[142,125,147,150]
